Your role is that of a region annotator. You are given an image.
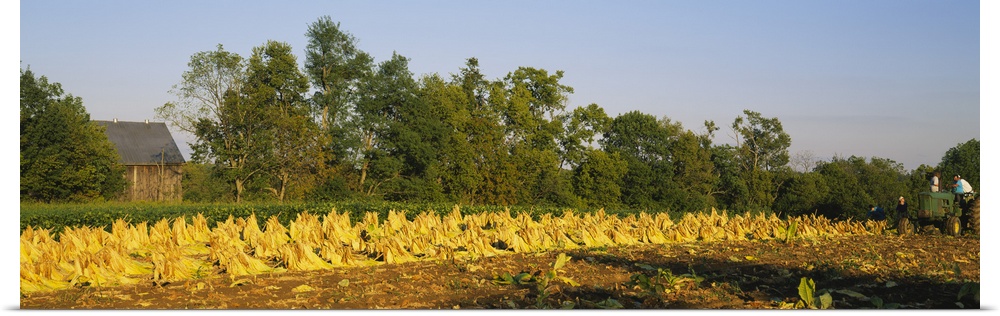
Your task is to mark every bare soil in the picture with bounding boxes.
[20,234,979,309]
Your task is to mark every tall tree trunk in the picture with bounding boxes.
[321,105,329,130]
[359,160,369,192]
[278,171,288,202]
[359,131,375,193]
[235,179,244,203]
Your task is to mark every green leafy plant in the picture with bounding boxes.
[627,264,704,297]
[493,272,533,285]
[534,253,579,308]
[784,220,798,243]
[795,277,832,309]
[957,282,979,308]
[628,272,664,295]
[492,253,579,309]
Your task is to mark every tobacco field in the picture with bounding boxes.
[20,206,980,309]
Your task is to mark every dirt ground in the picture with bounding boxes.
[20,234,979,309]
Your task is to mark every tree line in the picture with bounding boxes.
[21,16,980,220]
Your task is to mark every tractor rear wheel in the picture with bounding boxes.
[897,217,914,236]
[945,216,961,237]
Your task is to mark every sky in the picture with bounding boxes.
[18,0,981,171]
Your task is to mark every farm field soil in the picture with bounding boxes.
[20,234,979,309]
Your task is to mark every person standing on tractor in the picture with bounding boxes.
[931,171,941,192]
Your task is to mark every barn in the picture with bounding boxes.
[94,119,185,201]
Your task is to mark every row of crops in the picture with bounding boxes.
[20,204,890,294]
[20,201,672,236]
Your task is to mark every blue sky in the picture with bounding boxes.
[18,0,982,170]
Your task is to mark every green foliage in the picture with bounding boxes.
[144,17,979,218]
[937,139,979,191]
[303,17,372,199]
[380,64,450,203]
[304,15,372,137]
[627,264,705,297]
[181,163,233,202]
[731,110,791,172]
[184,41,319,203]
[246,40,319,202]
[795,277,832,309]
[797,277,814,308]
[783,220,797,243]
[717,110,792,212]
[559,103,611,169]
[957,282,979,302]
[493,272,533,286]
[155,44,244,135]
[599,112,716,212]
[573,150,627,209]
[773,172,830,217]
[420,73,476,204]
[491,253,578,308]
[906,164,936,200]
[814,156,908,219]
[20,68,127,202]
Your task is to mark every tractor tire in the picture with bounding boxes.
[945,216,962,237]
[897,217,914,236]
[969,197,980,235]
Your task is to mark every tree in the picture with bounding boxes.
[497,67,576,205]
[814,156,908,219]
[773,172,830,217]
[667,129,717,211]
[790,150,819,173]
[709,144,747,211]
[599,111,718,212]
[370,57,450,202]
[559,103,611,169]
[353,52,424,197]
[304,16,372,133]
[444,58,516,205]
[573,149,627,209]
[244,40,317,202]
[500,67,572,150]
[722,110,792,211]
[858,157,908,210]
[730,110,791,172]
[937,139,979,191]
[157,44,256,202]
[180,163,233,202]
[192,88,272,203]
[600,111,675,209]
[20,68,127,202]
[420,72,479,203]
[304,16,374,197]
[905,164,937,197]
[813,156,866,219]
[156,44,245,135]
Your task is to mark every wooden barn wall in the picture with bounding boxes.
[124,165,183,201]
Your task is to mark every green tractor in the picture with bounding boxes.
[897,192,979,236]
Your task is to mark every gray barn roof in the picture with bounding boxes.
[93,120,186,165]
